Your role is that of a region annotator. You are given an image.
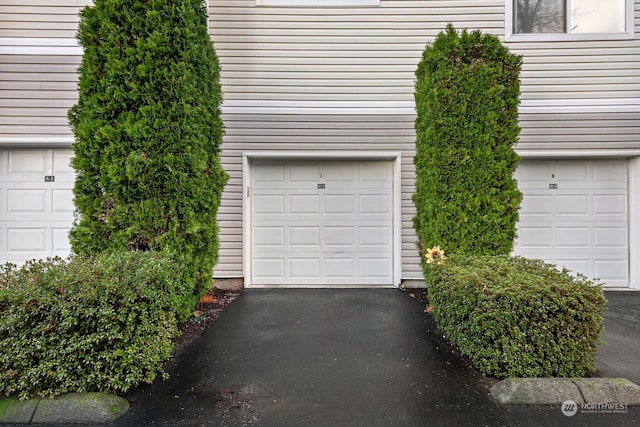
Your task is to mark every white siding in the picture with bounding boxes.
[0,54,80,140]
[0,1,90,38]
[0,0,639,282]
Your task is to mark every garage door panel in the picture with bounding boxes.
[53,150,74,174]
[557,259,591,277]
[253,163,285,183]
[517,227,554,248]
[556,195,588,215]
[359,194,391,215]
[360,226,392,246]
[594,260,628,283]
[251,160,393,286]
[290,164,320,182]
[594,227,627,248]
[324,163,354,182]
[253,258,285,279]
[8,151,47,174]
[289,258,320,278]
[325,226,356,247]
[1,149,75,265]
[8,189,46,213]
[556,227,589,248]
[557,163,588,182]
[593,194,626,216]
[325,194,355,214]
[360,258,393,278]
[520,194,553,215]
[253,194,285,215]
[52,189,74,213]
[8,228,47,252]
[289,226,320,247]
[515,160,628,287]
[52,228,72,252]
[325,258,356,278]
[289,195,320,215]
[254,226,285,247]
[593,161,627,183]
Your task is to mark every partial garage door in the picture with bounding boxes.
[250,159,393,286]
[514,159,628,287]
[0,149,74,265]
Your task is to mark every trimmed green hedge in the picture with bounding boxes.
[413,25,522,256]
[426,255,606,378]
[68,0,228,320]
[0,252,184,399]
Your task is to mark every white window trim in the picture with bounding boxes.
[505,0,635,42]
[256,0,380,7]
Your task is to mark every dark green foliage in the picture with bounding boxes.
[413,25,523,256]
[68,0,227,319]
[426,256,606,378]
[0,253,184,399]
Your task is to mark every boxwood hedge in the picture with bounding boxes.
[0,252,184,399]
[426,255,606,378]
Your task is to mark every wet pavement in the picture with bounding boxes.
[105,289,639,426]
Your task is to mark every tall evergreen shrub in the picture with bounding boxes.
[68,0,227,319]
[413,25,523,257]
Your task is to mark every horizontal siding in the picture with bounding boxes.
[0,54,79,139]
[211,0,505,102]
[0,1,91,38]
[518,112,640,151]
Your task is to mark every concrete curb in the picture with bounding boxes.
[491,378,640,406]
[0,393,128,425]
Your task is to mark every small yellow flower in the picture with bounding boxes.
[425,245,445,264]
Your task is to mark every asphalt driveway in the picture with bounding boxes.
[112,289,639,426]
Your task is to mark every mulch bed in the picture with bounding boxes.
[172,287,240,351]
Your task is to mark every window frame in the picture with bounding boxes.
[505,0,635,41]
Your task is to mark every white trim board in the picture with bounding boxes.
[0,38,82,56]
[220,99,640,115]
[242,151,402,288]
[629,156,640,289]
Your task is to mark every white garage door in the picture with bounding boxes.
[0,149,75,265]
[514,159,628,287]
[250,160,393,286]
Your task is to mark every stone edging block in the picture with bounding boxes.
[491,378,640,406]
[0,393,128,425]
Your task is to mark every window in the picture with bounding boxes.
[507,0,634,40]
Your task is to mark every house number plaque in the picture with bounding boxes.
[317,183,325,189]
[44,176,55,182]
[549,183,557,189]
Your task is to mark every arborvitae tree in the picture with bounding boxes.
[413,25,523,258]
[69,0,228,319]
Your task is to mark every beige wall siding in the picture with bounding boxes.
[212,0,505,102]
[1,0,639,280]
[0,1,91,38]
[0,54,80,140]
